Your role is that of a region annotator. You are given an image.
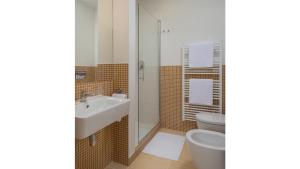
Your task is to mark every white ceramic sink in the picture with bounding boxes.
[75,95,130,139]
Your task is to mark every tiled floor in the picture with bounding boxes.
[105,128,196,169]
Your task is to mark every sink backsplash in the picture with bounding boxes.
[75,64,128,100]
[75,81,113,100]
[75,63,128,99]
[95,64,128,95]
[75,66,96,83]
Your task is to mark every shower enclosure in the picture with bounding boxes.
[138,5,161,142]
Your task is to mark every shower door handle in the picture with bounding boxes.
[139,60,145,81]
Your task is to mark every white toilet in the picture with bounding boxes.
[186,112,225,169]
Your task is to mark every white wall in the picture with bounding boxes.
[77,0,129,65]
[138,0,225,65]
[75,0,97,66]
[128,0,137,158]
[98,0,113,64]
[113,0,129,64]
[98,0,129,64]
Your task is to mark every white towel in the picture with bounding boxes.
[189,79,213,105]
[189,42,214,67]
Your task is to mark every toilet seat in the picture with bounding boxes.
[196,112,225,125]
[186,129,225,151]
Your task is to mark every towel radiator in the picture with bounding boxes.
[182,42,223,121]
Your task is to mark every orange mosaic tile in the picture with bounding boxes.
[160,66,197,132]
[95,64,128,95]
[75,66,96,82]
[75,116,129,169]
[75,125,113,169]
[95,64,114,82]
[75,81,113,100]
[113,64,128,95]
[160,65,226,132]
[112,115,129,165]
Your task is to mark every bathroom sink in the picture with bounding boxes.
[75,95,130,139]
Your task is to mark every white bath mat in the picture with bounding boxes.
[142,132,185,161]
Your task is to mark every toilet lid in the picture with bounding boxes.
[196,112,225,125]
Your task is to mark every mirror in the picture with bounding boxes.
[75,0,113,81]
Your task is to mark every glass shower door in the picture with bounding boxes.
[138,5,160,141]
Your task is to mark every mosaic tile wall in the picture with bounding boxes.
[75,81,113,100]
[113,64,128,95]
[75,125,113,169]
[95,64,114,82]
[75,116,129,169]
[95,64,128,95]
[222,65,225,113]
[160,66,197,132]
[75,66,96,83]
[160,65,225,132]
[112,115,129,165]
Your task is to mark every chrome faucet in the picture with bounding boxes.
[80,91,94,102]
